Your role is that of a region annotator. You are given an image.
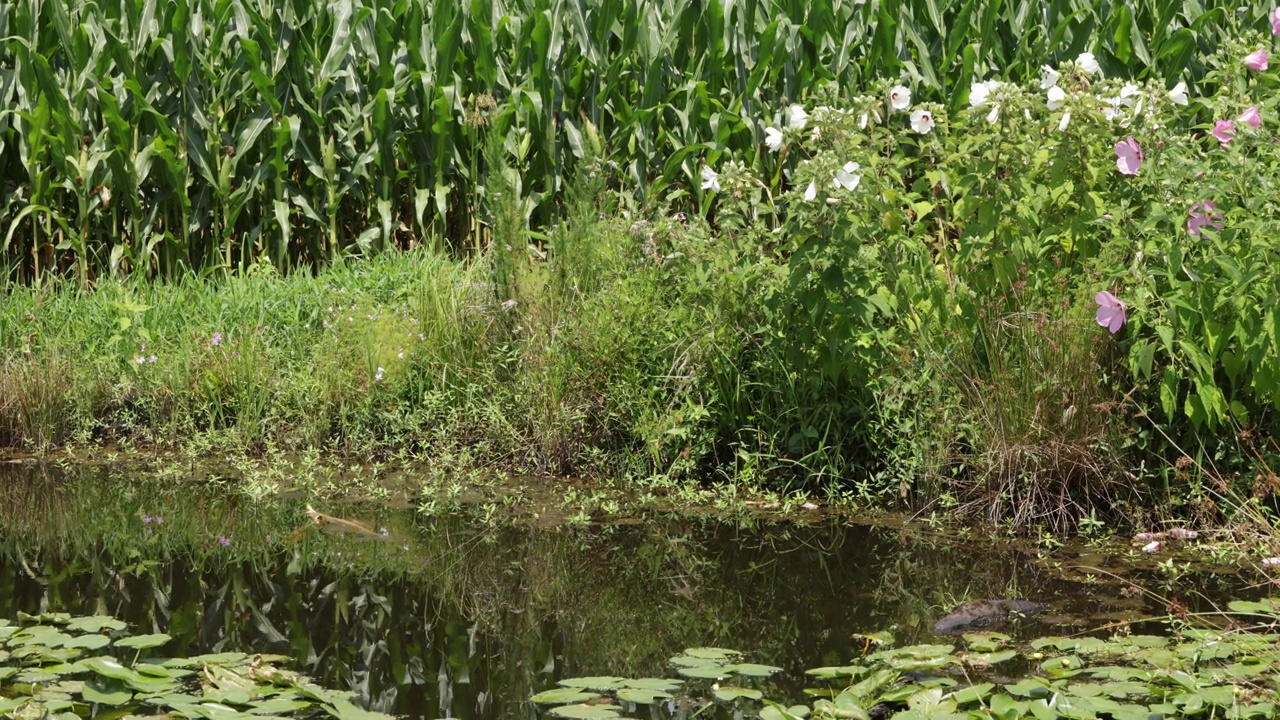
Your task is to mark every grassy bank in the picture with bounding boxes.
[0,213,740,479]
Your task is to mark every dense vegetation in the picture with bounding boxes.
[2,0,1278,278]
[4,0,1280,533]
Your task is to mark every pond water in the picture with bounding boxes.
[0,461,1260,719]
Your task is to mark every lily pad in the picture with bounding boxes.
[620,678,681,692]
[557,677,628,691]
[63,634,111,650]
[962,632,1011,652]
[80,681,132,706]
[948,683,994,704]
[548,703,622,720]
[715,686,764,702]
[726,662,783,677]
[115,632,172,650]
[806,665,867,679]
[677,665,729,679]
[65,617,128,634]
[683,647,740,660]
[531,688,602,704]
[616,688,673,704]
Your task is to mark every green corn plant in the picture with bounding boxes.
[0,0,1271,282]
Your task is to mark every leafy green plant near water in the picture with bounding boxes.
[536,601,1280,720]
[0,612,391,719]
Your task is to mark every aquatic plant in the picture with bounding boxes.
[536,600,1280,720]
[0,612,393,718]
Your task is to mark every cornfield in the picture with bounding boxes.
[0,0,1266,280]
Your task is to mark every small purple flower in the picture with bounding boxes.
[1095,291,1127,334]
[217,535,231,547]
[1212,120,1235,147]
[1187,201,1224,236]
[135,356,146,364]
[148,355,157,364]
[1263,556,1280,567]
[212,332,222,347]
[1114,137,1142,175]
[142,515,152,524]
[1238,106,1262,130]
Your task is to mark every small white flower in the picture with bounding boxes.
[764,126,784,152]
[858,113,868,129]
[787,105,809,129]
[1168,81,1188,106]
[1040,65,1060,90]
[375,367,385,382]
[135,356,146,365]
[832,161,861,191]
[1119,83,1141,106]
[969,80,993,108]
[1263,557,1280,567]
[986,105,1000,124]
[1058,111,1071,132]
[889,85,911,111]
[803,181,817,202]
[1077,52,1101,75]
[699,166,720,193]
[1101,95,1124,121]
[909,108,934,134]
[1046,86,1066,110]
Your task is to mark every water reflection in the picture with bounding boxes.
[0,461,1251,718]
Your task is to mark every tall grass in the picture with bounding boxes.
[0,0,1267,280]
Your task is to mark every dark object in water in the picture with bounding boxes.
[932,599,1043,634]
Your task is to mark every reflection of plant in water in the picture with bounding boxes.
[0,462,1272,718]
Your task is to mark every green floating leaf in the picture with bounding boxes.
[620,678,681,692]
[63,634,111,650]
[81,681,132,706]
[548,703,621,720]
[683,647,740,660]
[677,665,728,679]
[247,696,312,714]
[165,652,248,668]
[962,632,1011,652]
[715,686,763,702]
[760,703,810,720]
[1227,600,1280,616]
[324,697,397,720]
[66,616,128,634]
[805,665,867,679]
[670,655,723,668]
[531,688,601,704]
[18,611,72,625]
[725,663,783,677]
[616,688,672,704]
[966,650,1017,666]
[558,677,628,691]
[115,633,172,650]
[948,683,994,704]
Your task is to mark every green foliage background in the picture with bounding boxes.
[1,0,1276,279]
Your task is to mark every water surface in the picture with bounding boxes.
[0,461,1252,718]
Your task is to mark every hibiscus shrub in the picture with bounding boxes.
[701,22,1280,524]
